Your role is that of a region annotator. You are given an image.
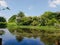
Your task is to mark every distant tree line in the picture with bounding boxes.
[8,11,60,26]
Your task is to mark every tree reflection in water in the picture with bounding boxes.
[0,30,5,35]
[9,28,60,45]
[40,34,60,45]
[16,34,24,42]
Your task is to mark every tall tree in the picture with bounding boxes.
[17,12,25,18]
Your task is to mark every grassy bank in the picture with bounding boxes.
[7,23,60,34]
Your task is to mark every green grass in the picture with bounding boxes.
[7,22,18,32]
[7,22,60,33]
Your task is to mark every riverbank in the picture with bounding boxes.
[7,23,60,37]
[8,25,55,33]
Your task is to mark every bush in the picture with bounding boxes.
[0,17,7,28]
[0,22,7,28]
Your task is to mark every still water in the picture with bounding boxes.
[0,29,44,45]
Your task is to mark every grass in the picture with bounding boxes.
[7,22,18,32]
[7,22,60,33]
[17,26,60,32]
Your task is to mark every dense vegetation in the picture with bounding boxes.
[8,11,60,26]
[0,17,7,28]
[7,11,60,34]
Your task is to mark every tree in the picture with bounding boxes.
[56,12,60,23]
[0,17,6,22]
[22,17,33,25]
[31,20,39,26]
[40,17,48,26]
[16,12,25,24]
[17,12,25,18]
[8,15,16,22]
[0,17,7,28]
[40,11,59,26]
[47,18,58,26]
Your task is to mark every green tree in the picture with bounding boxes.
[31,20,39,26]
[22,17,33,25]
[0,17,6,22]
[17,12,25,18]
[0,17,7,28]
[40,11,58,26]
[8,15,16,22]
[47,18,58,26]
[16,12,25,24]
[56,12,60,23]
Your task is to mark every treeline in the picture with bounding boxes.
[8,11,60,26]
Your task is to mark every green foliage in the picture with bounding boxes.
[8,11,60,26]
[8,15,16,22]
[41,11,57,19]
[22,17,33,25]
[0,22,7,28]
[40,17,48,26]
[17,11,25,18]
[0,17,7,28]
[0,17,6,22]
[7,22,17,32]
[16,12,26,25]
[47,18,58,26]
[40,11,60,26]
[31,20,39,26]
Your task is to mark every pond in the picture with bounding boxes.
[0,29,44,45]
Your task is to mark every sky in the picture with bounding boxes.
[0,0,60,20]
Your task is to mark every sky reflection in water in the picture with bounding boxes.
[0,29,44,45]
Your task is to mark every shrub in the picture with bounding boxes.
[0,17,7,28]
[0,22,7,28]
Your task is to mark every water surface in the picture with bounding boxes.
[0,29,44,45]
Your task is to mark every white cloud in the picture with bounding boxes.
[49,0,60,8]
[0,0,8,7]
